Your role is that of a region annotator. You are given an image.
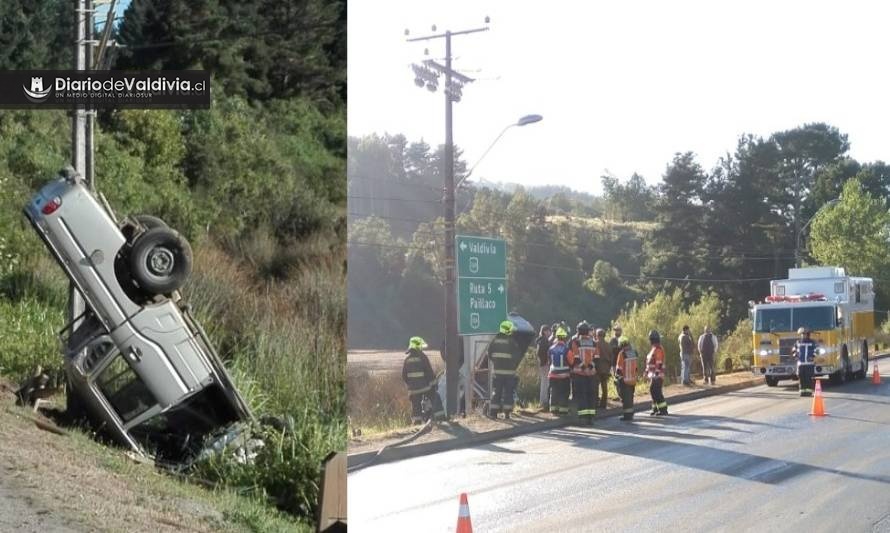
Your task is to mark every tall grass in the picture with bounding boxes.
[185,238,345,519]
[346,369,412,434]
[0,251,68,380]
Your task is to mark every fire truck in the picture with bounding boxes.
[750,267,874,386]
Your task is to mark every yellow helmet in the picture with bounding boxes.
[499,320,514,334]
[555,327,568,339]
[408,336,428,350]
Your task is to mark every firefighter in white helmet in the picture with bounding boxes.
[793,326,818,397]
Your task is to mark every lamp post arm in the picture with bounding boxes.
[456,123,515,188]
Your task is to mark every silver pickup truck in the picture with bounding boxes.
[24,168,253,465]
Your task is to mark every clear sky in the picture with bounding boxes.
[348,0,890,194]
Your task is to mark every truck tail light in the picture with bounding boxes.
[41,196,62,215]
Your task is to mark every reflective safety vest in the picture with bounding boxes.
[646,344,665,379]
[402,349,435,393]
[489,334,518,376]
[616,347,638,385]
[569,335,596,376]
[549,341,571,379]
[795,339,817,365]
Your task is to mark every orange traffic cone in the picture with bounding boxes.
[873,363,881,385]
[456,493,473,533]
[809,378,826,417]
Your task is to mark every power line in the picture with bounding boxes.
[347,195,442,204]
[617,273,773,283]
[348,240,426,251]
[348,239,778,284]
[348,214,798,260]
[348,212,435,225]
[348,175,443,193]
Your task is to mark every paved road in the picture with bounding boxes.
[350,369,890,532]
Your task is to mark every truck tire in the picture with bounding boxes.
[831,345,849,386]
[857,341,869,379]
[134,214,168,231]
[765,376,778,387]
[129,226,193,295]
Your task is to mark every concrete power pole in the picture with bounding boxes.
[406,21,488,416]
[68,0,95,357]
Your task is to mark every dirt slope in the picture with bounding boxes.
[0,377,297,533]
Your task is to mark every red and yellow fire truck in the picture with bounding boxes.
[750,267,874,386]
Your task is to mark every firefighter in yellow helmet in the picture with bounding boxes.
[614,336,638,421]
[488,320,521,419]
[548,327,571,415]
[402,336,445,423]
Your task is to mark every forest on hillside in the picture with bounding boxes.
[348,124,890,350]
[0,0,345,523]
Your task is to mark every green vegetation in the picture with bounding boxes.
[0,0,345,525]
[810,178,890,293]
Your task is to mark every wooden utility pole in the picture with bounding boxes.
[406,21,488,415]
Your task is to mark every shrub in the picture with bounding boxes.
[614,289,723,382]
[718,318,753,371]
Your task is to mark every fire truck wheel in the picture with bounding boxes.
[831,346,850,386]
[857,341,869,379]
[765,376,778,387]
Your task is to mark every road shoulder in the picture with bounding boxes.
[348,369,763,470]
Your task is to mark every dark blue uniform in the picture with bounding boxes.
[795,338,817,397]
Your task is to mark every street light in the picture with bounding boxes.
[796,198,839,267]
[456,114,543,188]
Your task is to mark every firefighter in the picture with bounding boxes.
[614,336,638,421]
[568,321,597,424]
[793,326,817,397]
[488,320,520,419]
[548,327,572,415]
[646,330,668,416]
[594,328,613,408]
[402,337,445,423]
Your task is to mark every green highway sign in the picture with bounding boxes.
[457,277,507,334]
[456,235,507,335]
[456,235,507,279]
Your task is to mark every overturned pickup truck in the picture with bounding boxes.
[24,168,254,467]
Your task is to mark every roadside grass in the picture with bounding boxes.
[54,407,308,533]
[346,369,412,436]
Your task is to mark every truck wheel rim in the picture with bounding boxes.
[148,246,175,276]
